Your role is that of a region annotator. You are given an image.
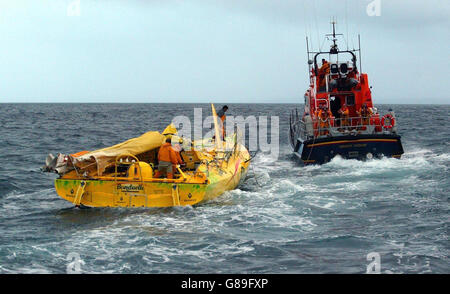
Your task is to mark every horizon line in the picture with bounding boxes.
[1,102,449,105]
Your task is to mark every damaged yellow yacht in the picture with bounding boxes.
[42,105,250,208]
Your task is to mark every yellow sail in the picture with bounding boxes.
[211,103,223,151]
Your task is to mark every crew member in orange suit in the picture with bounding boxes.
[338,104,350,127]
[315,105,333,136]
[318,59,330,88]
[154,138,181,179]
[357,103,373,125]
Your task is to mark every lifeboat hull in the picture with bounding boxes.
[293,134,404,165]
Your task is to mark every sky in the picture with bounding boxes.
[0,0,449,104]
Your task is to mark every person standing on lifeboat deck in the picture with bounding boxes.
[338,104,350,127]
[318,59,330,89]
[317,106,333,136]
[154,138,179,179]
[357,103,373,125]
[216,105,228,140]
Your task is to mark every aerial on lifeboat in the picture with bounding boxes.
[289,21,404,164]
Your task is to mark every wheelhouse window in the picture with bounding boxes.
[346,95,355,106]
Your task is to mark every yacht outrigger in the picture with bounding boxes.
[289,22,404,164]
[43,105,250,208]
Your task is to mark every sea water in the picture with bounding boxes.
[0,103,448,273]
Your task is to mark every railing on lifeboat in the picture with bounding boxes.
[292,115,397,141]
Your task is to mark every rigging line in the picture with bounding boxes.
[301,0,309,41]
[326,16,334,52]
[309,23,314,52]
[312,0,320,53]
[319,36,327,52]
[345,0,349,50]
[340,22,351,53]
[303,1,314,51]
[358,34,362,73]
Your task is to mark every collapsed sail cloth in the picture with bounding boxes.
[43,131,166,176]
[74,131,165,176]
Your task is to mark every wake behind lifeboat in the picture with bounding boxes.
[289,21,404,164]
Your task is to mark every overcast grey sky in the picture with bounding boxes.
[0,0,449,104]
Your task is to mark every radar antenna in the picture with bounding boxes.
[326,18,343,54]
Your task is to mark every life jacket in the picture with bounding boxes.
[158,143,178,164]
[339,106,350,126]
[318,110,332,127]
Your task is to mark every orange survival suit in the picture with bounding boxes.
[318,60,330,88]
[357,104,373,125]
[154,142,183,179]
[315,107,334,136]
[338,104,350,127]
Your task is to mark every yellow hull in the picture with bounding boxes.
[51,105,250,208]
[55,151,249,208]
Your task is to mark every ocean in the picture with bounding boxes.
[0,103,448,273]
